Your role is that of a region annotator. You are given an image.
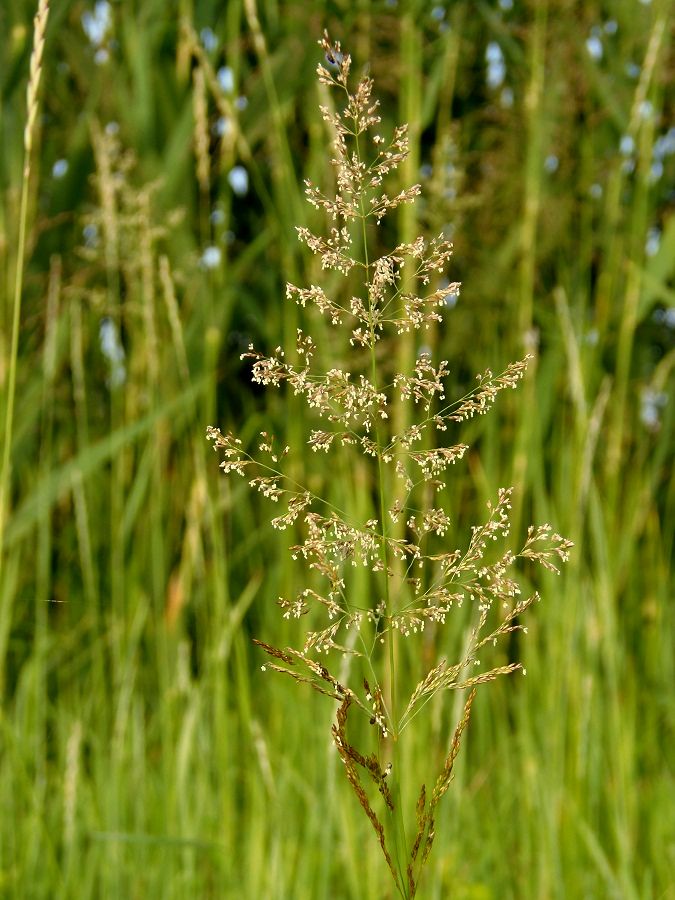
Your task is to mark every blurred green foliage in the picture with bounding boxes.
[0,0,673,897]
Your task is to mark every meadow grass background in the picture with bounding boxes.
[0,0,673,897]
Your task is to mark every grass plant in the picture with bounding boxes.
[207,32,572,899]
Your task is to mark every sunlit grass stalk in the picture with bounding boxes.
[605,12,668,500]
[0,0,50,577]
[510,0,547,547]
[357,129,408,895]
[30,254,61,882]
[390,21,424,887]
[350,100,409,889]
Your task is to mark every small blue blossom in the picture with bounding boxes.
[214,116,232,138]
[200,27,218,52]
[228,166,249,196]
[82,1,111,47]
[619,134,635,157]
[52,159,68,179]
[544,155,559,174]
[586,34,603,61]
[200,246,222,269]
[486,42,506,90]
[652,308,675,329]
[83,223,99,248]
[217,66,234,93]
[645,227,661,257]
[99,317,126,389]
[500,87,514,108]
[99,317,124,364]
[640,389,666,432]
[649,160,664,183]
[653,128,675,160]
[638,100,654,121]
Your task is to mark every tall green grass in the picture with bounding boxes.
[0,1,673,897]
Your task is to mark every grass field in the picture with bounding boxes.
[0,1,673,898]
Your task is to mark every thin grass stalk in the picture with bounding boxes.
[390,20,424,890]
[517,0,547,340]
[510,0,547,547]
[605,12,668,499]
[30,254,61,885]
[351,114,407,894]
[0,0,50,578]
[69,297,100,610]
[192,64,211,244]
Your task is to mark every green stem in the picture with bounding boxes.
[0,156,31,580]
[353,117,409,900]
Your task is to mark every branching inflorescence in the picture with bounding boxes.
[208,32,572,899]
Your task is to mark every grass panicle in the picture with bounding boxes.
[208,32,573,898]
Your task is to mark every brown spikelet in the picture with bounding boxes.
[254,640,362,705]
[252,639,296,665]
[422,688,477,864]
[410,783,427,865]
[332,696,399,889]
[405,782,428,896]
